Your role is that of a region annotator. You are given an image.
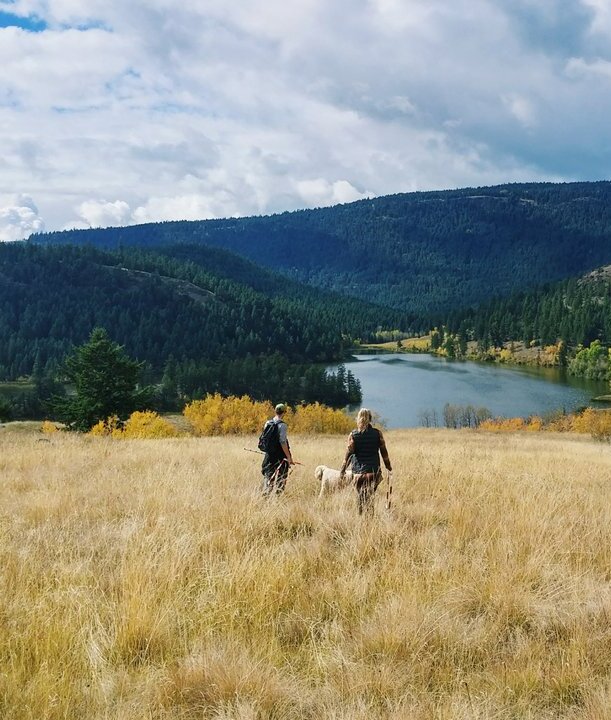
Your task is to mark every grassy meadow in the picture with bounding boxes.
[2,425,611,719]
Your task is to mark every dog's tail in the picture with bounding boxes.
[314,465,324,482]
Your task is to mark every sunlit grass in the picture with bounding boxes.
[1,426,611,718]
[362,335,431,351]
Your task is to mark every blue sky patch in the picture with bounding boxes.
[0,11,47,32]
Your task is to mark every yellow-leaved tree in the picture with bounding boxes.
[184,394,272,436]
[183,394,354,435]
[89,411,178,439]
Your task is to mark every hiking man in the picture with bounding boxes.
[260,403,294,496]
[339,408,392,515]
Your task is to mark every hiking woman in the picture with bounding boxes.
[339,408,392,515]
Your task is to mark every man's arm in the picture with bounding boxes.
[280,442,294,464]
[378,430,392,471]
[278,422,294,464]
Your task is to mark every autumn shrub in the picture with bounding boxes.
[572,408,611,440]
[289,402,354,434]
[183,394,353,435]
[571,408,596,434]
[89,415,121,437]
[479,417,526,432]
[184,394,272,435]
[543,344,560,363]
[89,412,178,439]
[480,415,551,433]
[120,411,179,439]
[479,408,611,441]
[40,420,59,434]
[546,411,575,433]
[525,415,544,432]
[592,411,611,441]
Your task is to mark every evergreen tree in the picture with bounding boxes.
[0,395,12,422]
[430,328,442,351]
[51,328,152,431]
[444,335,456,359]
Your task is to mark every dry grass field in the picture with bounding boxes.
[362,335,431,352]
[1,425,611,719]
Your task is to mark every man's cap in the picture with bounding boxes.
[275,403,286,414]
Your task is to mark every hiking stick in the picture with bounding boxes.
[243,448,303,465]
[386,471,393,510]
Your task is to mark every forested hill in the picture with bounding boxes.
[32,181,611,313]
[0,243,410,382]
[443,265,611,350]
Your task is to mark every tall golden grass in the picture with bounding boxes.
[2,425,611,719]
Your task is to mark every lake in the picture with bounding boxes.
[332,353,609,429]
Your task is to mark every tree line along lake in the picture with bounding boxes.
[329,353,609,429]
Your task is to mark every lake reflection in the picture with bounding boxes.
[332,354,609,429]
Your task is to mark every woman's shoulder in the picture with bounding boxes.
[352,425,380,436]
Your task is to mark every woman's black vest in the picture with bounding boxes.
[351,425,381,473]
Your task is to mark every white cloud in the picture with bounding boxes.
[566,56,611,80]
[583,0,611,37]
[0,0,609,233]
[502,93,537,128]
[74,199,132,228]
[133,195,217,224]
[295,178,369,207]
[0,195,45,241]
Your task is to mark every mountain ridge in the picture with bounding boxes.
[0,242,409,381]
[32,180,611,314]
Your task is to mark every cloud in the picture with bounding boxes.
[0,194,45,241]
[583,0,611,40]
[73,199,132,228]
[566,56,611,80]
[501,94,537,129]
[0,0,610,233]
[295,178,369,207]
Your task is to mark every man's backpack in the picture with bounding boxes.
[258,420,279,453]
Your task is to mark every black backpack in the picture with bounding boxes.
[258,420,280,453]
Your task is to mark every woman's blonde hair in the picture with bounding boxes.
[356,408,372,432]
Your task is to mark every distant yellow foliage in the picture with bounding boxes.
[546,413,574,433]
[479,416,543,433]
[288,402,354,434]
[40,420,59,434]
[525,416,544,432]
[89,412,178,439]
[479,417,526,433]
[571,408,596,434]
[572,408,611,440]
[544,344,559,357]
[480,408,611,441]
[120,411,179,439]
[89,415,120,437]
[184,394,271,436]
[183,394,354,436]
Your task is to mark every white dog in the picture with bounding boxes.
[315,465,353,498]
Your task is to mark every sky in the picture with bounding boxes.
[1,0,611,240]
